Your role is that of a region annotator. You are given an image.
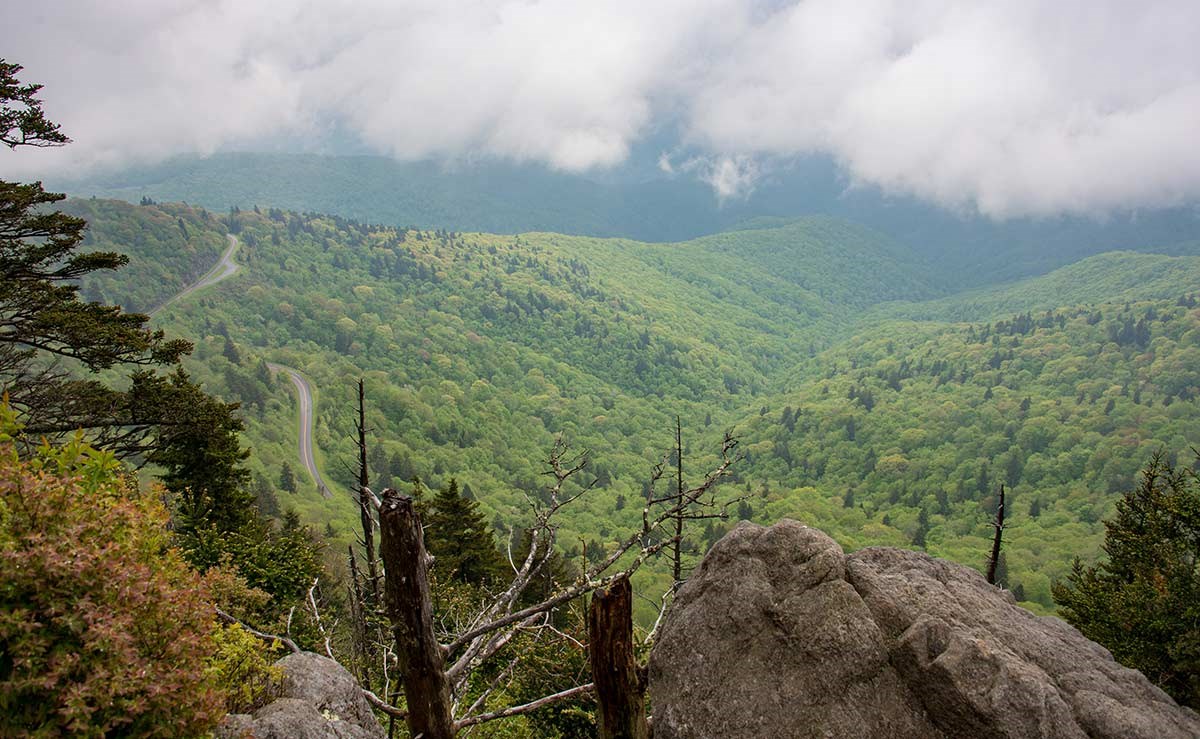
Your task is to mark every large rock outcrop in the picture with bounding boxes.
[217,652,385,739]
[648,520,1200,739]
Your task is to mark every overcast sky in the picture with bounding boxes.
[5,0,1200,217]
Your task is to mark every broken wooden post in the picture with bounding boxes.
[379,488,455,739]
[588,575,649,739]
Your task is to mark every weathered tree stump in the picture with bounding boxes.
[588,576,649,739]
[380,490,455,739]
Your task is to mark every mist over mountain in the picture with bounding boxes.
[61,151,1200,288]
[10,3,1200,219]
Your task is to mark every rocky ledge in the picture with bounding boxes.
[217,652,384,739]
[648,519,1200,739]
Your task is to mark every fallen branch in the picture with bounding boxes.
[215,607,300,654]
[454,683,595,730]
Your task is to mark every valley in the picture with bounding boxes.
[74,197,1200,615]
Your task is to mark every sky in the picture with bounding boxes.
[4,0,1200,218]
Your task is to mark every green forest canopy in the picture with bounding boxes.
[77,198,1200,615]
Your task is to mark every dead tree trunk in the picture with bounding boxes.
[357,379,380,604]
[347,545,371,691]
[588,576,648,739]
[379,489,455,739]
[986,483,1006,585]
[672,415,684,591]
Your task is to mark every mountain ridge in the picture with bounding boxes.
[58,152,1200,289]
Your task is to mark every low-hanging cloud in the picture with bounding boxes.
[4,0,1200,217]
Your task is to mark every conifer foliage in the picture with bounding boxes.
[0,62,325,631]
[0,60,201,458]
[426,477,504,585]
[1054,452,1200,707]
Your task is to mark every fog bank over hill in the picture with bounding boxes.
[60,151,1200,288]
[8,1,1200,217]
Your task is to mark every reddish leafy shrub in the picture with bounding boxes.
[0,413,224,737]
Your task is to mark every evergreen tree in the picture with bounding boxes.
[0,60,68,148]
[252,474,281,519]
[279,462,298,494]
[912,506,930,548]
[1053,453,1200,707]
[145,369,253,535]
[1,60,197,458]
[1028,497,1042,518]
[426,478,503,586]
[222,336,241,365]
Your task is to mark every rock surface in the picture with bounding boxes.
[648,519,1200,739]
[217,652,385,739]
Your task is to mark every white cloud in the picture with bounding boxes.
[4,0,1200,217]
[663,153,761,201]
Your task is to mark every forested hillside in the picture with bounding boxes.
[64,198,226,313]
[729,299,1200,609]
[875,251,1200,324]
[78,198,1200,613]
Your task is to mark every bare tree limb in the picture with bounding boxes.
[306,577,336,660]
[363,688,408,719]
[215,607,301,654]
[454,683,595,730]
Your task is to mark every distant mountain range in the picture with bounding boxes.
[59,152,1200,289]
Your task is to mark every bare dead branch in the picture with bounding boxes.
[363,688,408,719]
[360,484,383,510]
[461,653,522,719]
[454,683,595,730]
[215,607,301,654]
[306,577,335,660]
[445,536,674,656]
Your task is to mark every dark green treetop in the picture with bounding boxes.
[0,59,68,149]
[1,61,192,456]
[144,368,254,534]
[426,477,504,586]
[1053,452,1200,707]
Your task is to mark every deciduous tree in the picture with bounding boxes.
[0,404,224,735]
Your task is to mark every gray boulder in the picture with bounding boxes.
[217,652,385,739]
[648,520,1200,739]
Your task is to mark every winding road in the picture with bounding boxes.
[266,363,331,499]
[150,231,330,499]
[150,234,241,316]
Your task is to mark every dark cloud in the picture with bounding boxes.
[5,1,1199,216]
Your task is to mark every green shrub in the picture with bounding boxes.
[207,623,283,714]
[0,406,224,737]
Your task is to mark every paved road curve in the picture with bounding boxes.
[149,234,241,316]
[148,232,330,500]
[266,362,332,499]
